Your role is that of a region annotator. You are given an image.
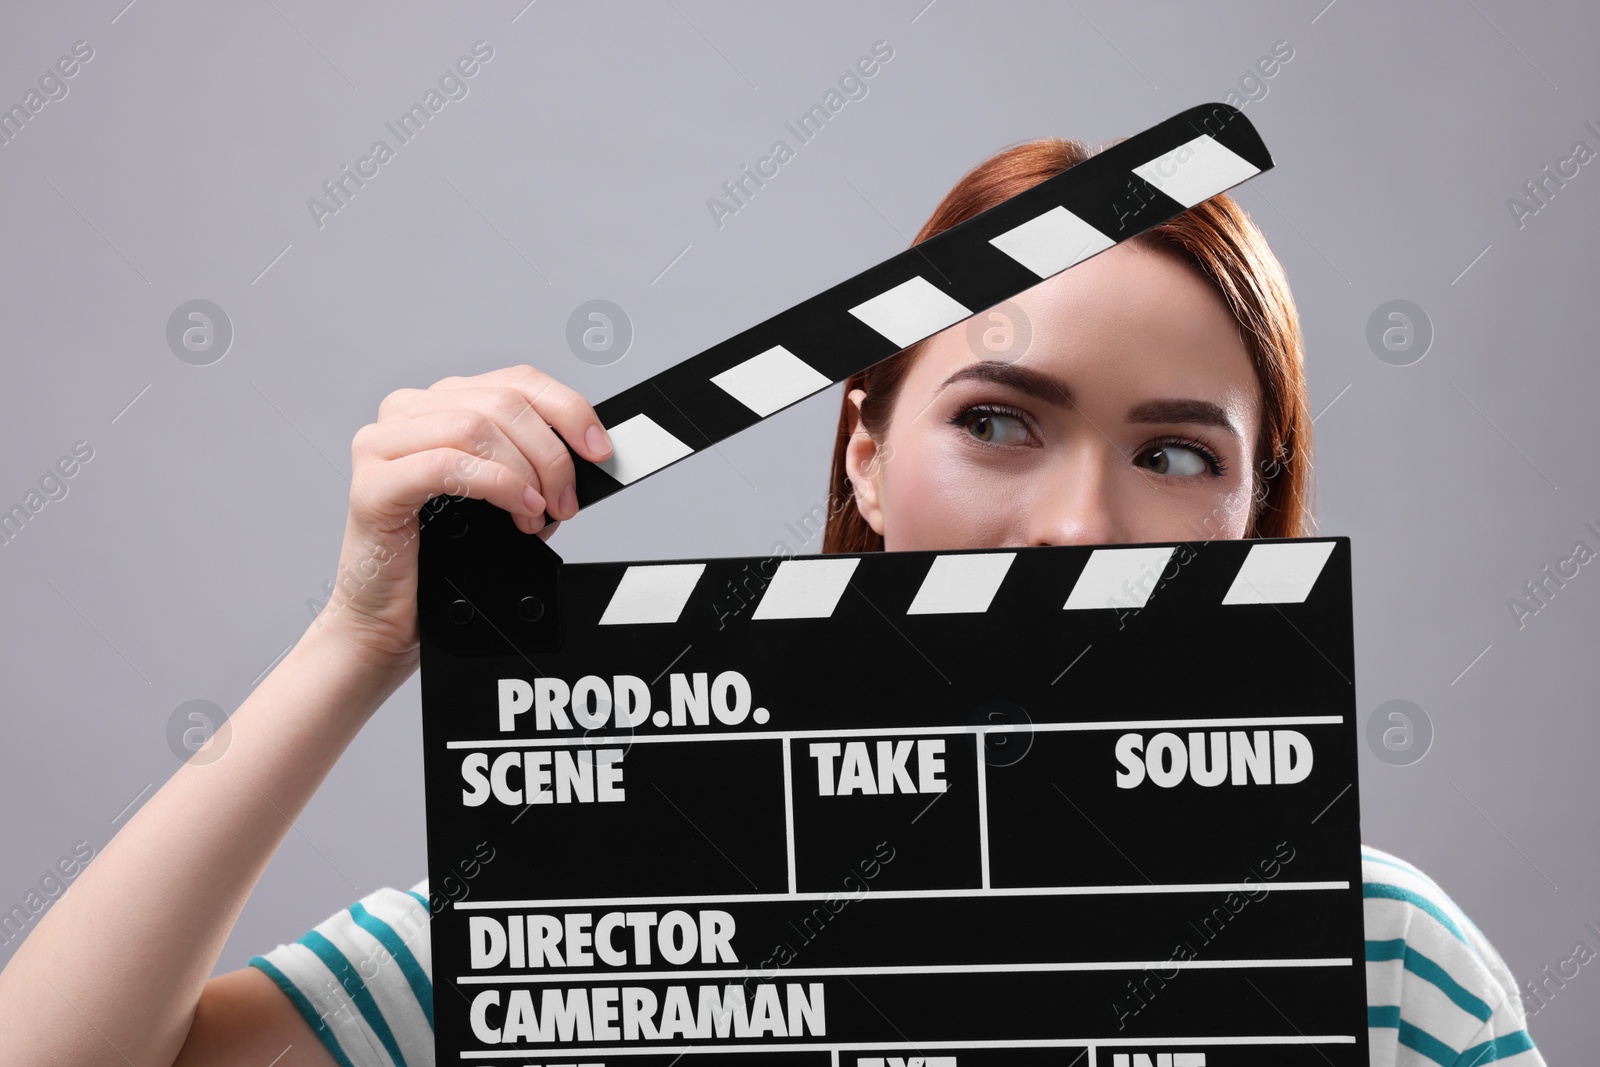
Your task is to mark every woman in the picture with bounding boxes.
[0,139,1547,1067]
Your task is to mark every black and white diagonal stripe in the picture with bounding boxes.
[595,539,1336,626]
[562,103,1272,515]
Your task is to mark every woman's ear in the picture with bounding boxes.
[844,388,886,536]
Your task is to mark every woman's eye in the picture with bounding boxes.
[955,406,1031,446]
[1139,443,1213,477]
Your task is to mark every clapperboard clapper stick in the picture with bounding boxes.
[417,101,1369,1066]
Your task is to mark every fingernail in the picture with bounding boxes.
[523,485,544,516]
[559,483,578,518]
[586,424,612,457]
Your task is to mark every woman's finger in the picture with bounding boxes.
[353,447,549,535]
[355,409,536,491]
[373,383,602,520]
[428,364,613,466]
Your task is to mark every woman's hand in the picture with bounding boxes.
[317,364,612,678]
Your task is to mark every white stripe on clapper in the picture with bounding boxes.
[455,879,1350,910]
[445,715,1344,749]
[988,204,1113,278]
[710,345,833,418]
[455,957,1353,984]
[592,413,694,487]
[1132,133,1261,208]
[976,736,991,889]
[782,736,797,894]
[1221,541,1337,605]
[460,1035,1356,1058]
[847,276,972,349]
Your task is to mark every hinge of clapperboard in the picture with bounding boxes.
[418,101,1275,656]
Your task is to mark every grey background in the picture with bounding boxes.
[1,0,1594,1060]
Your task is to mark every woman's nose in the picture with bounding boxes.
[1024,452,1125,547]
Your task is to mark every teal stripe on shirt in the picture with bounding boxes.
[301,929,410,1067]
[1367,1004,1460,1066]
[1366,938,1493,1021]
[408,890,430,912]
[248,954,359,1067]
[1364,881,1471,946]
[1457,1030,1537,1066]
[1360,849,1487,942]
[1362,848,1440,889]
[350,900,435,1029]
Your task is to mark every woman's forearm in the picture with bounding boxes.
[0,621,415,1067]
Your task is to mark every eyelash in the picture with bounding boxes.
[1146,435,1229,478]
[946,402,1229,478]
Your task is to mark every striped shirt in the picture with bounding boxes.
[248,844,1547,1067]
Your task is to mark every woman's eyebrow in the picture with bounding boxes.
[1126,398,1239,436]
[939,362,1074,407]
[938,362,1240,436]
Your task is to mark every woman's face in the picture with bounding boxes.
[846,240,1263,550]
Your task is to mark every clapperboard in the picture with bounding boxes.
[418,102,1368,1067]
